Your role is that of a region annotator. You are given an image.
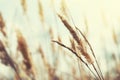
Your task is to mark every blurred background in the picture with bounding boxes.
[0,0,120,80]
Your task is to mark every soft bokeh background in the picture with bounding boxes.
[0,0,120,79]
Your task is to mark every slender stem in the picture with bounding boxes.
[92,64,101,80]
[63,3,104,79]
[52,40,98,79]
[76,27,104,80]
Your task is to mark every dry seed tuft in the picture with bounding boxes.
[21,0,27,14]
[112,28,118,45]
[52,40,97,78]
[38,0,44,24]
[77,46,93,64]
[60,0,69,19]
[70,38,76,51]
[58,14,93,64]
[58,14,83,47]
[0,13,5,29]
[0,13,6,36]
[16,30,36,79]
[0,40,21,80]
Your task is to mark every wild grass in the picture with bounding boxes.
[16,29,36,80]
[0,0,120,80]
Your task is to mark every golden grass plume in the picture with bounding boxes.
[0,40,21,80]
[0,13,6,36]
[16,29,36,80]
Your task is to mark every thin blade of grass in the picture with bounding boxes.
[76,27,104,80]
[52,40,97,79]
[0,40,21,80]
[57,14,93,64]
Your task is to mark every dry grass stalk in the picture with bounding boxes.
[71,40,81,78]
[70,38,76,51]
[38,46,50,67]
[77,46,93,64]
[38,45,59,80]
[76,27,104,80]
[60,0,69,19]
[111,53,118,71]
[49,28,55,53]
[57,14,104,80]
[0,13,5,29]
[57,35,62,51]
[70,38,84,79]
[58,14,81,45]
[0,40,21,80]
[57,14,93,64]
[58,6,103,79]
[16,30,36,80]
[112,28,118,45]
[38,46,50,75]
[0,13,6,36]
[48,68,59,80]
[38,46,48,66]
[38,0,44,24]
[58,35,62,43]
[52,40,97,78]
[21,0,27,14]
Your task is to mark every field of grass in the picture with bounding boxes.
[0,0,120,80]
